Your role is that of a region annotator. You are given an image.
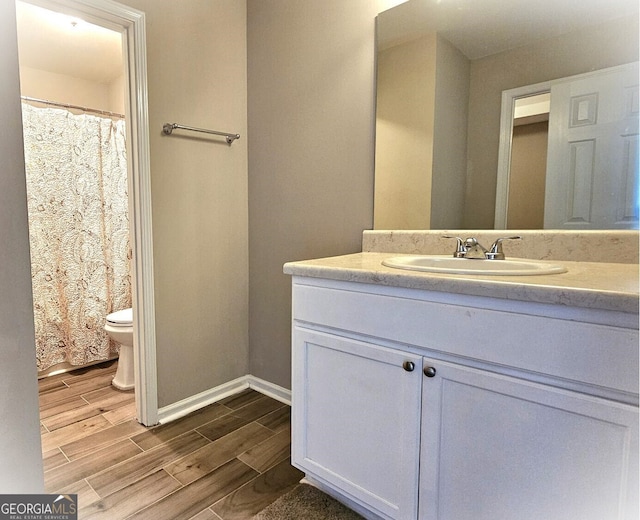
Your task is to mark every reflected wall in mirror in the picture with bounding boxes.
[374,0,639,230]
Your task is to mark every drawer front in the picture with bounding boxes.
[292,281,639,397]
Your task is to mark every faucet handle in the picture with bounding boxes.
[442,235,466,257]
[486,236,522,260]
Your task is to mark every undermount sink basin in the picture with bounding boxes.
[381,255,568,276]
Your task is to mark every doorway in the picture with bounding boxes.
[18,1,129,377]
[507,93,550,228]
[14,0,158,426]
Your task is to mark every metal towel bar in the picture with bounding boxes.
[162,122,240,145]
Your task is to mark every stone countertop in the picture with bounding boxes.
[283,252,639,314]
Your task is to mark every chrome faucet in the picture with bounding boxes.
[443,235,521,260]
[462,237,488,259]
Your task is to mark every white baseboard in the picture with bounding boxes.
[246,374,291,405]
[157,376,249,424]
[156,374,291,424]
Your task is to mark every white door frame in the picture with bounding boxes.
[23,0,158,425]
[494,80,551,229]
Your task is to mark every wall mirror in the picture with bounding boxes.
[374,0,639,230]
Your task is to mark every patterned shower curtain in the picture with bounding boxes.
[21,103,132,372]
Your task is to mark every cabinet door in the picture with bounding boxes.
[292,327,422,520]
[419,359,639,520]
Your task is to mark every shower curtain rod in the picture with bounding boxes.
[21,96,125,119]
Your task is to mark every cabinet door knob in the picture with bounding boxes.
[403,361,415,372]
[423,366,437,378]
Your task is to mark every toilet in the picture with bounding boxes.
[104,308,134,391]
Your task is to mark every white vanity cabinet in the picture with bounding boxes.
[292,328,423,519]
[419,359,638,520]
[290,277,639,520]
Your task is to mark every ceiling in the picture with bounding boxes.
[15,1,123,84]
[15,0,638,81]
[377,0,640,59]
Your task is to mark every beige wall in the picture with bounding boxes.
[19,66,125,113]
[108,74,125,114]
[375,34,436,229]
[0,1,44,492]
[373,35,436,229]
[123,0,249,407]
[465,15,639,228]
[431,35,469,229]
[375,33,470,230]
[247,0,377,388]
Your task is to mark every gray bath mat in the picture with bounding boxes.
[253,483,365,520]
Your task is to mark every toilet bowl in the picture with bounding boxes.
[104,308,134,391]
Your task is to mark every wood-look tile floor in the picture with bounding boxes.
[39,361,304,519]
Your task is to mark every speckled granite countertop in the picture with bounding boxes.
[284,252,639,315]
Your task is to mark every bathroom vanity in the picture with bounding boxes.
[284,234,639,520]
